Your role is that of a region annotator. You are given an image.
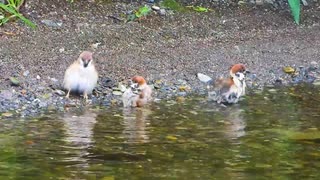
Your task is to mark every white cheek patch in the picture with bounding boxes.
[236,73,245,81]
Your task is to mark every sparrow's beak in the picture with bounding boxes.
[83,61,89,68]
[130,83,139,94]
[82,59,91,68]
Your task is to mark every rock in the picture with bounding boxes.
[256,0,263,5]
[2,112,13,118]
[36,75,41,80]
[91,42,101,49]
[112,91,123,96]
[159,9,166,16]
[9,77,20,86]
[32,99,41,106]
[177,92,187,96]
[176,96,185,103]
[313,80,320,86]
[54,89,66,96]
[283,66,295,74]
[49,77,58,82]
[301,0,308,6]
[0,90,14,100]
[176,79,187,85]
[197,73,212,83]
[179,86,190,91]
[23,70,30,77]
[310,61,318,71]
[152,5,160,11]
[41,19,63,27]
[59,48,65,53]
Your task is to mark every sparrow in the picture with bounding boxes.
[63,51,98,101]
[197,64,247,104]
[122,76,152,107]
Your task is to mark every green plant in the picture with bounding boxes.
[0,0,36,28]
[127,5,152,22]
[160,0,185,11]
[288,0,300,24]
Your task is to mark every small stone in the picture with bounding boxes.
[152,5,160,11]
[49,77,58,82]
[91,42,101,49]
[36,75,41,80]
[176,96,185,103]
[41,19,63,27]
[313,80,320,86]
[112,91,123,96]
[301,0,308,6]
[179,86,190,91]
[59,48,65,53]
[2,112,13,118]
[9,77,20,86]
[111,99,117,105]
[256,0,263,5]
[0,90,13,100]
[32,99,41,105]
[177,92,187,96]
[159,9,166,16]
[310,61,318,70]
[23,70,30,77]
[21,89,27,95]
[283,66,295,74]
[54,89,66,96]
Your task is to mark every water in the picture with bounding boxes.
[1,85,320,179]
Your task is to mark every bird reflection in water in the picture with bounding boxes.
[221,106,246,140]
[122,108,152,144]
[61,109,98,167]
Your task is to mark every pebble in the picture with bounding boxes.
[159,9,166,16]
[36,75,41,80]
[41,19,63,27]
[9,77,20,86]
[112,91,123,96]
[256,0,263,5]
[23,70,30,77]
[0,90,14,100]
[54,89,66,96]
[1,112,13,118]
[152,5,160,11]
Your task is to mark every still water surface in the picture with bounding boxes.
[1,85,320,179]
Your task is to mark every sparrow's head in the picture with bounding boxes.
[79,51,93,68]
[230,64,246,75]
[230,64,247,80]
[132,76,147,86]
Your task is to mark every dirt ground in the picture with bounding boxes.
[1,0,320,95]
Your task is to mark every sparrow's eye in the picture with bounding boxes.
[235,73,240,77]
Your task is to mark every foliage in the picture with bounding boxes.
[288,0,300,24]
[0,0,36,28]
[127,5,152,22]
[160,0,185,11]
[186,5,210,12]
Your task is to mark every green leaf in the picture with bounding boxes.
[160,0,185,12]
[0,3,36,28]
[135,5,151,18]
[193,6,209,12]
[288,0,300,24]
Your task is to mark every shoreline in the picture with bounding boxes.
[0,0,320,117]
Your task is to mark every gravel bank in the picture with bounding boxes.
[0,0,320,117]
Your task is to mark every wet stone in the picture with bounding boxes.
[54,89,66,96]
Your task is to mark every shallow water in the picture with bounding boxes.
[1,85,320,179]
